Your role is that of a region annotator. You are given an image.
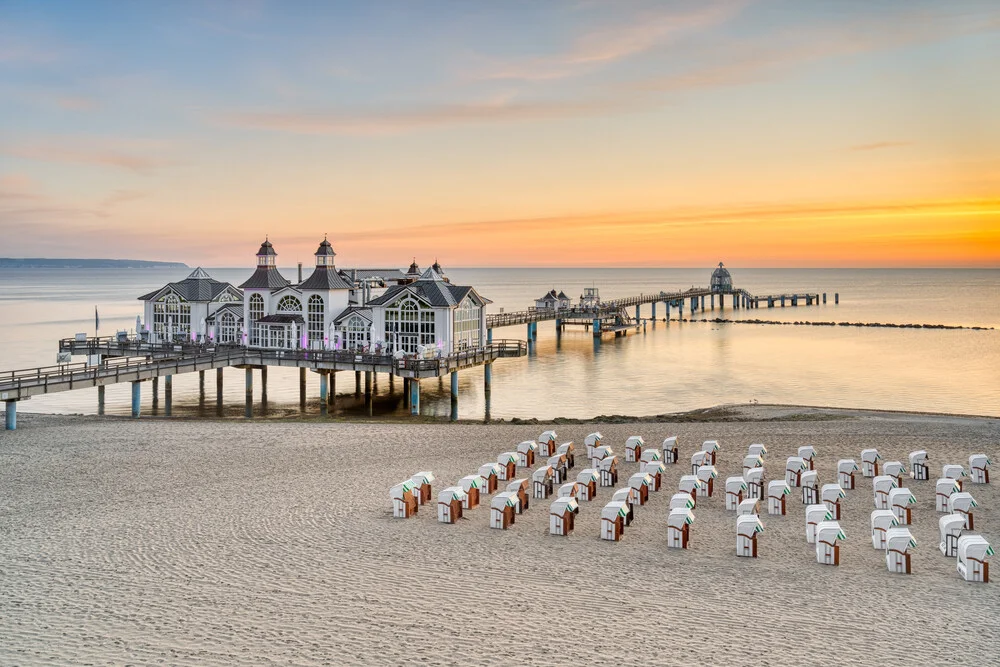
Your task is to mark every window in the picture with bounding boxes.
[384,296,434,354]
[344,315,369,350]
[152,293,190,340]
[308,295,324,348]
[453,298,480,351]
[277,295,302,313]
[217,292,239,303]
[248,294,264,345]
[219,313,238,343]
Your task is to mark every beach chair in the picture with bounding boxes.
[969,454,991,484]
[628,472,653,506]
[584,432,603,460]
[458,475,485,509]
[640,448,662,465]
[744,467,765,500]
[625,435,645,463]
[736,515,764,558]
[888,487,916,525]
[670,493,696,511]
[598,456,618,488]
[576,469,598,501]
[883,461,906,487]
[490,492,518,529]
[815,521,846,566]
[390,480,418,518]
[642,461,666,492]
[725,476,748,511]
[557,482,580,500]
[956,535,993,583]
[612,488,636,525]
[478,463,501,494]
[549,497,579,536]
[532,466,555,500]
[871,510,898,550]
[798,446,817,471]
[696,465,717,497]
[738,498,761,516]
[506,479,530,514]
[600,501,628,541]
[437,486,466,524]
[873,475,897,510]
[941,464,966,491]
[678,475,703,506]
[885,527,916,574]
[806,504,833,544]
[935,478,962,513]
[767,480,791,516]
[938,514,965,557]
[909,450,929,481]
[800,470,819,505]
[785,457,807,487]
[411,471,435,506]
[661,436,679,464]
[548,454,569,484]
[700,440,721,465]
[496,453,518,481]
[592,444,614,470]
[691,451,711,475]
[516,441,538,468]
[821,484,846,520]
[537,430,558,457]
[747,443,768,460]
[949,492,977,529]
[556,442,576,469]
[837,459,859,491]
[667,508,695,549]
[860,448,881,478]
[743,454,764,476]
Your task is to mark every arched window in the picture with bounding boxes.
[277,295,302,313]
[153,293,191,340]
[453,298,480,351]
[217,292,239,303]
[384,296,432,354]
[344,315,369,350]
[308,295,324,348]
[249,293,264,345]
[219,313,238,343]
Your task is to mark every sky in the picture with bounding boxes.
[1,0,998,268]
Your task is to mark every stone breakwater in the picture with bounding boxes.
[685,317,994,331]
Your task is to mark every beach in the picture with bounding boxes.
[1,407,998,666]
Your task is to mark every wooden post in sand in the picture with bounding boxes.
[299,368,306,406]
[164,374,172,416]
[244,368,252,418]
[216,368,223,412]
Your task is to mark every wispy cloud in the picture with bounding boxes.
[3,138,177,174]
[100,189,147,209]
[851,142,911,152]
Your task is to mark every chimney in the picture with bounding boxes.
[297,262,303,283]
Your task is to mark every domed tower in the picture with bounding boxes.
[404,258,421,284]
[239,238,292,345]
[431,259,449,283]
[298,236,352,349]
[711,262,733,294]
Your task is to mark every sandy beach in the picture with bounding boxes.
[1,406,998,666]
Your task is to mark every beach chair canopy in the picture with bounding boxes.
[744,468,764,483]
[727,476,748,492]
[640,449,662,463]
[439,486,467,503]
[584,432,603,446]
[460,475,486,491]
[492,492,518,510]
[801,471,818,486]
[939,513,965,537]
[391,480,415,498]
[950,492,977,512]
[602,501,629,520]
[942,464,967,479]
[612,487,636,504]
[786,457,807,471]
[861,449,881,463]
[539,430,558,443]
[807,504,833,522]
[556,442,574,456]
[411,471,435,485]
[697,465,718,481]
[479,463,501,477]
[679,475,703,490]
[497,452,518,465]
[532,466,555,483]
[577,469,599,483]
[748,443,767,457]
[557,482,579,498]
[738,499,760,515]
[798,446,817,460]
[671,493,696,510]
[643,461,667,475]
[506,479,529,493]
[838,459,859,474]
[668,508,695,527]
[873,475,898,491]
[662,436,678,449]
[768,480,791,495]
[737,515,765,536]
[888,488,916,506]
[598,456,617,471]
[816,521,846,542]
[629,472,652,488]
[701,440,720,453]
[937,478,961,497]
[885,527,916,551]
[551,496,580,515]
[873,509,898,529]
[884,461,907,475]
[626,435,645,449]
[548,454,566,467]
[908,450,929,465]
[595,445,614,459]
[957,535,993,561]
[743,454,764,469]
[821,484,846,500]
[970,454,991,468]
[517,441,539,454]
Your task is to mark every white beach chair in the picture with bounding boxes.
[871,510,898,550]
[738,498,760,516]
[949,492,977,529]
[642,461,666,492]
[628,472,653,506]
[691,450,711,475]
[888,487,916,525]
[785,457,807,487]
[885,527,916,574]
[797,446,817,471]
[821,483,846,520]
[516,440,538,468]
[700,440,720,465]
[598,455,618,488]
[390,480,418,519]
[584,432,603,460]
[661,436,679,464]
[549,496,579,536]
[625,435,645,463]
[495,453,518,481]
[478,463,501,494]
[506,479,530,514]
[592,444,615,470]
[941,464,966,491]
[725,476,748,511]
[736,515,764,558]
[800,470,819,505]
[410,471,435,506]
[678,475,703,507]
[670,492,695,511]
[532,466,555,500]
[667,508,695,549]
[537,430,558,457]
[767,480,791,516]
[557,482,580,500]
[640,448,662,465]
[696,465,717,497]
[873,475,897,510]
[743,454,764,476]
[969,454,991,484]
[458,475,485,509]
[883,461,906,487]
[611,488,635,526]
[576,469,598,501]
[437,486,467,524]
[747,443,767,459]
[601,501,628,541]
[860,448,881,478]
[556,442,576,469]
[490,492,518,530]
[806,504,833,544]
[815,521,846,566]
[837,459,859,491]
[548,454,568,484]
[956,535,993,583]
[744,467,765,500]
[908,450,929,481]
[935,478,962,513]
[938,514,965,557]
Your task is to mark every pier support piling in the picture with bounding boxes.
[364,371,372,398]
[823,293,827,304]
[410,379,420,416]
[484,361,493,394]
[329,372,336,406]
[152,376,159,408]
[260,366,268,404]
[592,318,601,337]
[651,302,656,319]
[487,328,493,344]
[4,400,16,430]
[355,371,361,397]
[403,378,410,408]
[299,368,306,406]
[97,385,105,415]
[199,370,205,400]
[216,368,224,409]
[450,371,459,422]
[164,374,172,416]
[131,381,141,419]
[244,368,252,418]
[319,372,328,415]
[835,293,839,304]
[711,294,715,310]
[635,305,640,321]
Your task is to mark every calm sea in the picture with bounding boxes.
[1,267,998,419]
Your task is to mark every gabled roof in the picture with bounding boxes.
[537,289,558,302]
[368,279,491,309]
[332,305,373,325]
[257,314,304,324]
[299,266,353,290]
[138,268,239,302]
[557,291,570,300]
[239,266,291,290]
[205,303,244,323]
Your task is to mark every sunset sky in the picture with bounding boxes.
[1,0,998,268]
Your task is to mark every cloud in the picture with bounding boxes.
[100,189,147,209]
[3,138,177,174]
[851,142,911,152]
[0,173,41,200]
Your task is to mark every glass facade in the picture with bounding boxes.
[307,295,324,348]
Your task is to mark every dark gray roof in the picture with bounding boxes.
[315,237,336,257]
[205,303,244,323]
[538,290,558,301]
[138,268,240,302]
[299,266,353,290]
[367,279,491,309]
[557,291,570,300]
[239,267,291,290]
[257,239,277,256]
[332,306,373,324]
[257,314,304,324]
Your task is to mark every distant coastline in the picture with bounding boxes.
[0,258,188,269]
